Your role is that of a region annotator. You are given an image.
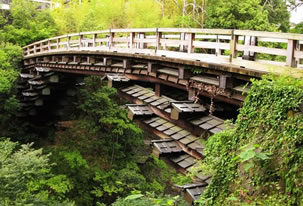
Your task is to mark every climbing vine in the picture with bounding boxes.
[198,75,303,205]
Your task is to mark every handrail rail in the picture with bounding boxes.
[22,28,303,68]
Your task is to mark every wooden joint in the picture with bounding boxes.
[123,59,132,69]
[178,67,192,80]
[219,74,233,89]
[148,62,161,73]
[103,57,112,66]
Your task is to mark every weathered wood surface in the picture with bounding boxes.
[23,28,303,78]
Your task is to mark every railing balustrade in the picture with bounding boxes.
[23,28,303,68]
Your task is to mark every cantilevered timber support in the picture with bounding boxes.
[105,73,130,88]
[171,102,206,120]
[127,104,153,120]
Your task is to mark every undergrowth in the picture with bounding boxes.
[198,75,303,205]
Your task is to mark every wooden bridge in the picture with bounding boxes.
[20,28,303,204]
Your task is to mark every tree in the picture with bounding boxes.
[261,0,290,32]
[0,139,73,205]
[0,0,57,46]
[205,0,275,31]
[291,21,303,33]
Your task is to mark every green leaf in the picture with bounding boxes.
[239,150,256,162]
[124,194,144,200]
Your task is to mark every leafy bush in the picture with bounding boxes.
[198,75,303,205]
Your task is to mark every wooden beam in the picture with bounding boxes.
[148,62,160,73]
[155,83,161,97]
[123,59,132,69]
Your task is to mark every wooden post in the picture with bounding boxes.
[56,38,60,50]
[79,35,83,49]
[67,36,71,50]
[155,83,161,97]
[138,33,146,49]
[156,29,162,52]
[216,35,221,56]
[130,32,135,49]
[109,31,114,48]
[180,32,186,52]
[34,45,37,54]
[286,39,297,67]
[296,41,301,66]
[230,30,238,62]
[93,33,97,47]
[48,40,51,51]
[188,33,195,54]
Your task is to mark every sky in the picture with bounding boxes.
[290,5,303,24]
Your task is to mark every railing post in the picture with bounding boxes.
[180,32,185,52]
[230,30,238,62]
[79,34,83,49]
[67,35,71,50]
[286,39,297,67]
[93,33,97,48]
[138,32,146,49]
[156,28,162,52]
[129,32,135,49]
[109,30,114,49]
[188,32,195,53]
[40,42,43,53]
[56,38,60,50]
[34,45,37,54]
[48,40,51,51]
[216,35,221,56]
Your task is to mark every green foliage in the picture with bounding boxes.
[0,139,73,205]
[205,0,275,31]
[111,192,186,206]
[0,0,57,46]
[291,21,303,34]
[198,75,303,205]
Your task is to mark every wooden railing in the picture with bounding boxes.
[23,28,303,68]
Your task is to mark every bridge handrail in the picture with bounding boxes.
[22,28,303,68]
